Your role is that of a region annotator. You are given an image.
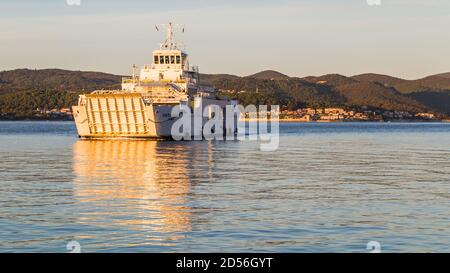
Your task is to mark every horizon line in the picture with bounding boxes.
[2,67,449,81]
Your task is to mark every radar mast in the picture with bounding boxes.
[158,22,184,50]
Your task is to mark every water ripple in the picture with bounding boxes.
[0,122,449,252]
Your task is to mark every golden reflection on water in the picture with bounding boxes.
[72,140,199,240]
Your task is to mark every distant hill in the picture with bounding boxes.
[303,74,357,87]
[1,68,450,119]
[434,72,450,79]
[348,72,450,114]
[0,68,121,94]
[199,73,240,85]
[407,91,450,115]
[394,75,450,93]
[0,69,122,119]
[211,76,345,109]
[247,70,290,80]
[352,73,406,87]
[351,72,450,94]
[336,81,426,113]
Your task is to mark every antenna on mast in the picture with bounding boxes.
[157,22,184,50]
[132,64,137,83]
[167,22,174,48]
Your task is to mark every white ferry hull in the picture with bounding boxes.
[72,93,234,139]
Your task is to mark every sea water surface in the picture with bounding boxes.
[0,121,449,252]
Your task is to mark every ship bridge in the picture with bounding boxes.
[121,22,203,95]
[139,22,192,83]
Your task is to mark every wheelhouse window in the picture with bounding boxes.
[154,55,159,64]
[165,56,170,64]
[159,56,164,64]
[170,56,175,64]
[176,55,181,64]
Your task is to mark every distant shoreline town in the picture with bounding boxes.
[0,106,446,123]
[278,107,439,122]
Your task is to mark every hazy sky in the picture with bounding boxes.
[0,0,449,79]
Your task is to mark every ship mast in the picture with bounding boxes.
[132,64,137,83]
[167,22,174,49]
[159,22,181,50]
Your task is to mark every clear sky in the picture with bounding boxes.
[0,0,449,79]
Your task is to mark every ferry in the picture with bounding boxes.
[72,22,237,139]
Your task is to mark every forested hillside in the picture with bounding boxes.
[1,68,449,119]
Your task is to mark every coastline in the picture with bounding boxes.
[1,118,448,123]
[0,117,73,122]
[240,118,446,123]
[1,115,449,123]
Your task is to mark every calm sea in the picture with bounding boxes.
[0,121,449,253]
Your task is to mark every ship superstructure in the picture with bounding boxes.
[72,22,236,139]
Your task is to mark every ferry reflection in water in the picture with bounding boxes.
[72,140,213,250]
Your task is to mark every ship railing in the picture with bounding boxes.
[122,78,187,84]
[122,77,136,84]
[142,96,186,105]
